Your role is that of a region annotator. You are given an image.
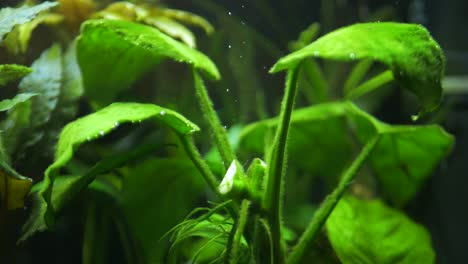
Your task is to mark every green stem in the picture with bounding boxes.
[345,70,394,100]
[287,135,380,264]
[192,69,237,169]
[226,199,251,264]
[343,59,374,94]
[302,59,329,103]
[178,134,221,196]
[263,65,301,263]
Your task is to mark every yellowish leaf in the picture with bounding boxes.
[0,164,32,210]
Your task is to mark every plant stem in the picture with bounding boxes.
[345,70,394,100]
[225,199,251,264]
[343,59,374,94]
[178,133,239,219]
[263,65,301,263]
[287,135,380,264]
[178,134,221,196]
[302,59,329,103]
[192,69,237,169]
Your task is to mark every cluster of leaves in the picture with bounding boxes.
[0,0,454,264]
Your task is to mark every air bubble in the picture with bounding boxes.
[114,121,119,128]
[349,52,356,60]
[313,50,320,57]
[160,110,166,116]
[99,130,105,136]
[86,136,91,141]
[226,88,230,92]
[228,11,232,16]
[228,44,232,49]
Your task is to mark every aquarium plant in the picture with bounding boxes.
[0,1,453,263]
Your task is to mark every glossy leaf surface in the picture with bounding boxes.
[271,22,445,115]
[37,103,199,229]
[77,19,220,106]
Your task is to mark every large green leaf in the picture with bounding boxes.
[239,101,453,206]
[271,22,445,115]
[0,1,58,42]
[0,64,32,86]
[326,196,435,263]
[38,102,199,229]
[77,19,220,106]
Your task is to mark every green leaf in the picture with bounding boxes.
[0,1,58,42]
[38,102,199,228]
[61,41,84,104]
[0,93,37,112]
[326,196,435,264]
[0,99,32,156]
[271,22,445,115]
[3,13,63,55]
[239,101,453,206]
[0,64,32,86]
[19,43,62,133]
[77,19,220,106]
[240,102,353,180]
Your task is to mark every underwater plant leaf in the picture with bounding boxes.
[240,102,353,180]
[121,158,205,263]
[326,196,435,264]
[19,43,62,133]
[347,103,454,206]
[0,134,32,210]
[153,7,214,35]
[0,64,32,86]
[19,142,164,242]
[3,13,64,55]
[58,0,96,31]
[0,99,32,156]
[271,22,445,115]
[77,19,220,106]
[59,40,83,115]
[144,16,196,48]
[0,156,32,210]
[239,101,453,206]
[0,93,37,112]
[0,1,58,42]
[37,102,198,229]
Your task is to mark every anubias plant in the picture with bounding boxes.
[0,1,453,264]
